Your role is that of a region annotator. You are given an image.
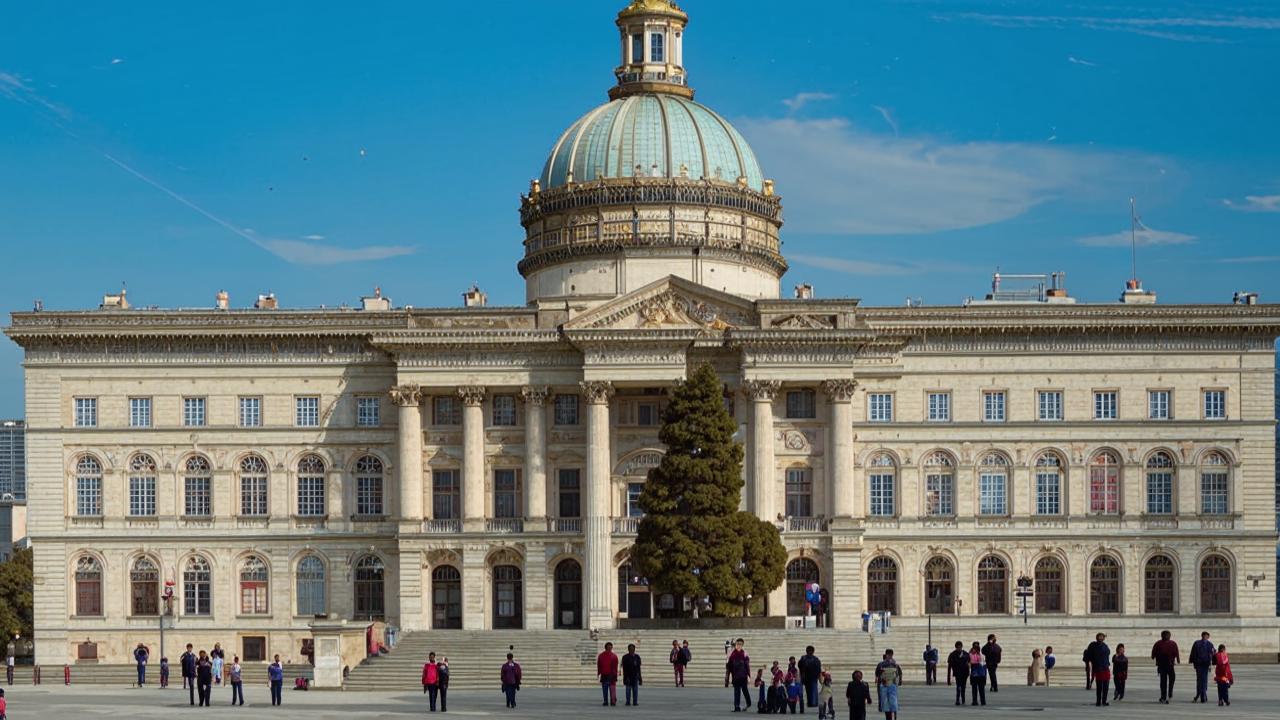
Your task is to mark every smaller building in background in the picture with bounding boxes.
[0,420,24,500]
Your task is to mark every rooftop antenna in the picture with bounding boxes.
[1129,197,1140,287]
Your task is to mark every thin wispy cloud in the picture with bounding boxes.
[1215,255,1280,264]
[1221,194,1280,212]
[1075,226,1196,247]
[871,105,899,136]
[782,92,835,113]
[738,116,1171,235]
[790,254,980,276]
[934,11,1280,43]
[302,234,326,241]
[0,70,72,120]
[1067,55,1098,67]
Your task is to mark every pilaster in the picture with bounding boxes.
[397,549,424,631]
[830,539,861,629]
[462,543,487,630]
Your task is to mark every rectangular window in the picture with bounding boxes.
[982,391,1006,422]
[636,401,660,426]
[297,476,326,516]
[558,469,581,518]
[77,477,102,516]
[432,470,460,520]
[627,482,645,518]
[1036,471,1061,515]
[925,472,953,515]
[129,397,152,428]
[434,396,461,425]
[869,473,895,516]
[491,395,517,426]
[650,32,665,62]
[553,394,580,426]
[785,467,813,517]
[1038,391,1063,421]
[786,389,816,419]
[630,33,643,63]
[182,397,206,427]
[129,476,156,516]
[241,475,268,516]
[1146,470,1174,514]
[356,396,380,427]
[74,397,97,428]
[356,475,383,516]
[868,393,894,423]
[494,469,521,518]
[295,396,320,427]
[926,392,950,422]
[239,396,262,427]
[1203,390,1226,420]
[1201,471,1229,514]
[979,473,1007,515]
[1148,390,1171,420]
[185,476,211,516]
[1089,466,1120,514]
[1093,391,1118,420]
[242,637,267,663]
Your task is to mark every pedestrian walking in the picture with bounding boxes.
[1084,633,1111,707]
[423,651,441,711]
[160,657,170,688]
[725,638,753,712]
[1214,645,1232,706]
[1043,646,1055,684]
[875,650,901,720]
[195,650,213,707]
[500,652,521,709]
[946,642,970,705]
[1111,645,1128,701]
[4,637,13,686]
[133,643,149,687]
[1151,629,1180,704]
[967,643,987,706]
[982,634,1002,692]
[622,643,642,706]
[597,641,620,707]
[180,644,197,705]
[817,673,834,720]
[437,656,450,712]
[1190,631,1216,703]
[228,655,243,706]
[0,687,7,719]
[785,670,802,713]
[210,643,225,686]
[754,668,766,710]
[922,644,938,685]
[846,671,872,720]
[1082,643,1093,690]
[799,645,823,708]
[1027,648,1047,687]
[268,654,284,707]
[670,640,684,687]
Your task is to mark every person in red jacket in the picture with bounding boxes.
[422,651,441,712]
[598,641,620,707]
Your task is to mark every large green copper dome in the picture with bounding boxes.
[540,93,765,192]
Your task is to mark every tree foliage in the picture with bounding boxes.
[0,547,33,638]
[632,364,786,615]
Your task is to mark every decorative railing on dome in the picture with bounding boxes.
[520,178,783,225]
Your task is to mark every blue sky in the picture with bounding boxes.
[2,0,1279,415]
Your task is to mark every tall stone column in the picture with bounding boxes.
[822,379,857,519]
[582,380,615,629]
[521,386,550,526]
[390,385,424,522]
[459,386,488,530]
[742,380,780,521]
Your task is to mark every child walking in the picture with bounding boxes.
[1214,644,1233,706]
[785,672,802,713]
[159,657,170,688]
[817,673,834,719]
[1112,645,1128,701]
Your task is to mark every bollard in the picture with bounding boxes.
[64,663,70,685]
[33,664,40,685]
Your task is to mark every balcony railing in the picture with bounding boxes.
[782,516,826,533]
[423,519,461,534]
[612,517,640,534]
[486,518,524,534]
[549,518,583,533]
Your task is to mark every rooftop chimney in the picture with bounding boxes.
[361,286,392,311]
[1120,278,1157,304]
[215,290,230,310]
[99,287,129,310]
[794,283,815,300]
[254,293,279,310]
[462,284,487,308]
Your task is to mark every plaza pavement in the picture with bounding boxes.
[4,665,1276,719]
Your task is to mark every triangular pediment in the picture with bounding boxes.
[563,276,759,331]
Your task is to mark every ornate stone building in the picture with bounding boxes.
[8,0,1280,665]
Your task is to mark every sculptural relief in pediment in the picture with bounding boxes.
[565,276,758,332]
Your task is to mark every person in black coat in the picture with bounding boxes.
[982,635,1003,692]
[798,645,824,708]
[946,642,970,705]
[179,644,197,705]
[621,644,643,707]
[195,650,213,707]
[1084,633,1112,707]
[846,671,872,720]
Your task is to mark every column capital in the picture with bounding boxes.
[457,385,487,407]
[580,380,615,405]
[741,379,781,401]
[821,379,858,402]
[520,385,551,406]
[389,384,423,407]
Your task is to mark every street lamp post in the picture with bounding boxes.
[160,581,175,662]
[1016,575,1033,625]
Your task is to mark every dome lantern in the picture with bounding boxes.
[611,0,693,101]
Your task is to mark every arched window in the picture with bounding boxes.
[75,455,103,516]
[239,455,269,517]
[924,556,955,615]
[1145,452,1175,515]
[353,555,385,620]
[785,558,820,616]
[128,454,157,517]
[868,453,896,517]
[1035,454,1063,515]
[1200,452,1230,515]
[239,556,269,614]
[354,455,384,517]
[977,555,1008,614]
[184,456,212,517]
[1034,557,1064,614]
[923,452,954,516]
[1089,555,1121,614]
[1143,554,1176,613]
[183,556,212,616]
[131,557,161,616]
[296,555,326,617]
[554,559,583,629]
[74,556,103,617]
[785,466,813,517]
[493,565,523,629]
[432,565,462,629]
[297,455,327,517]
[1089,451,1121,514]
[1199,554,1232,614]
[867,556,898,613]
[978,453,1009,516]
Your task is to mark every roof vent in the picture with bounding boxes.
[794,283,814,300]
[1233,291,1259,305]
[1120,278,1157,304]
[462,284,488,308]
[254,293,279,310]
[215,290,230,310]
[361,287,391,311]
[99,287,129,310]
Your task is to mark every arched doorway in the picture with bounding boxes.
[353,556,385,621]
[554,560,583,629]
[617,562,653,619]
[924,556,955,615]
[867,556,898,613]
[431,566,462,629]
[786,558,820,617]
[492,565,523,629]
[977,555,1008,614]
